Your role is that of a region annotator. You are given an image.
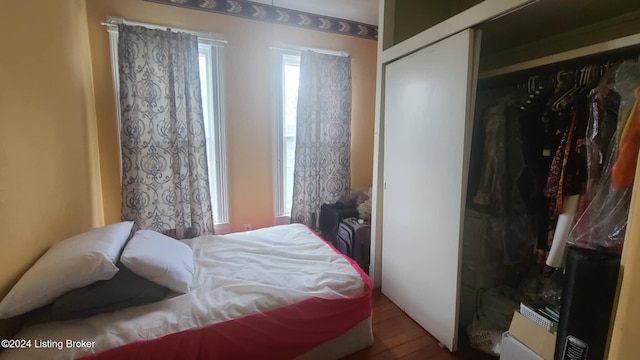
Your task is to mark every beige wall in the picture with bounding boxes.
[0,0,103,302]
[608,156,640,359]
[85,0,377,232]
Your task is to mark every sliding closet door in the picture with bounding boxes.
[381,29,479,352]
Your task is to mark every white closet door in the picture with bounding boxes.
[381,29,478,352]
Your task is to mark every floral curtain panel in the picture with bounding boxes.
[291,51,352,228]
[117,24,215,239]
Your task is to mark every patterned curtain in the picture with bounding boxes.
[117,24,215,239]
[291,51,352,228]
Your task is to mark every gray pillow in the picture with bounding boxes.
[26,266,170,324]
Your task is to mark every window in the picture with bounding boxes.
[273,50,301,223]
[106,18,229,233]
[198,42,229,232]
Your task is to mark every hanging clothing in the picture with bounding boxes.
[543,111,574,209]
[570,84,621,248]
[612,89,640,189]
[585,82,620,194]
[473,101,507,210]
[472,97,537,264]
[567,62,639,250]
[518,86,557,250]
[544,93,589,215]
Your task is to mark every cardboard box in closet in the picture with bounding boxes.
[508,311,556,360]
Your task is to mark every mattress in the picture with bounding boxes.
[0,224,372,360]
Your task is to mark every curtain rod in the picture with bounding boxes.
[270,43,349,57]
[101,16,227,45]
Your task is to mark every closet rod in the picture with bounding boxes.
[479,33,640,80]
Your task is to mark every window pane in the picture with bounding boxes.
[283,63,299,138]
[199,50,219,223]
[283,58,300,214]
[285,136,296,213]
[199,54,211,137]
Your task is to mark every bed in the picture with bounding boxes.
[0,224,372,360]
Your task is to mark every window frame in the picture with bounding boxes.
[105,17,229,233]
[272,48,301,225]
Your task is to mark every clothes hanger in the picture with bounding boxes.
[552,67,585,112]
[519,75,538,110]
[556,70,568,84]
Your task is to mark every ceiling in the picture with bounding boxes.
[246,0,379,25]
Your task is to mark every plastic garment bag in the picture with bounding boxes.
[568,61,640,249]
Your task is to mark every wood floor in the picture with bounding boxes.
[341,290,495,360]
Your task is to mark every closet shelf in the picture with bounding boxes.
[478,32,640,79]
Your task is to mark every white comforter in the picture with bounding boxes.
[0,224,364,360]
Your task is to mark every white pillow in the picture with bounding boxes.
[0,221,134,319]
[120,230,194,293]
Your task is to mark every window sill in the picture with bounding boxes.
[214,222,230,234]
[274,215,291,226]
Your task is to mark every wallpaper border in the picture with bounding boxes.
[143,0,378,40]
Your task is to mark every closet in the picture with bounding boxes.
[370,0,640,355]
